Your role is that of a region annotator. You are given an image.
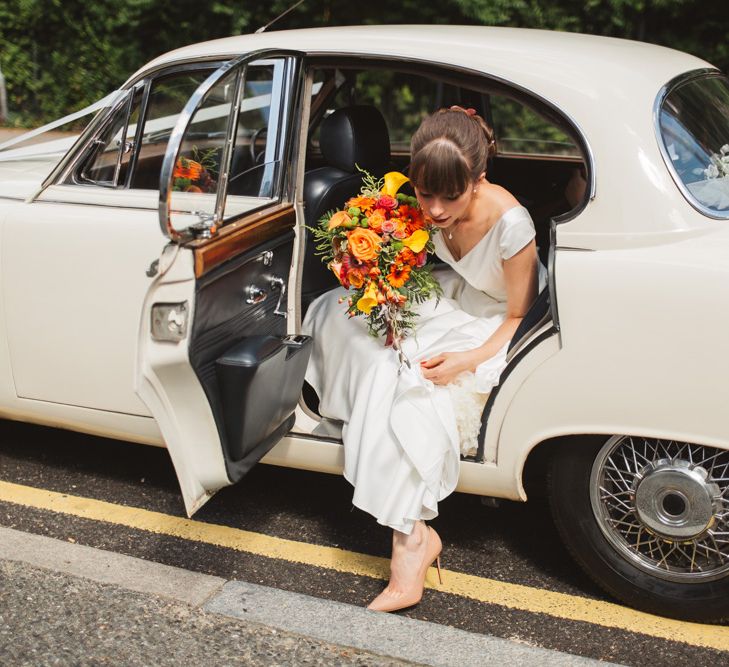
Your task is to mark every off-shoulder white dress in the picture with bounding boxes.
[302,206,546,534]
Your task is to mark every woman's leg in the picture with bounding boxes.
[368,520,442,612]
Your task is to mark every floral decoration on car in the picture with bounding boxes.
[172,146,218,193]
[702,143,729,180]
[311,169,441,358]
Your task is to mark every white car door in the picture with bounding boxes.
[137,50,310,516]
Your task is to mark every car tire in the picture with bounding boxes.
[548,435,729,622]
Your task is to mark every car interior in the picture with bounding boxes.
[297,59,589,439]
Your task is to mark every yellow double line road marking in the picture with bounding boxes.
[1,479,728,652]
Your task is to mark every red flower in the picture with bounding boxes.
[376,194,398,210]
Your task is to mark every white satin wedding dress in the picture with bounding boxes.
[302,206,546,534]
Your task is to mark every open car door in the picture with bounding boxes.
[136,49,310,516]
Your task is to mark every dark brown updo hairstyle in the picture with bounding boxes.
[409,106,496,197]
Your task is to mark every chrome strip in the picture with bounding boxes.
[214,69,245,225]
[653,67,728,221]
[124,80,152,188]
[43,89,134,197]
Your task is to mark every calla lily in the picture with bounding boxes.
[328,210,352,230]
[381,171,410,197]
[402,229,429,253]
[356,281,379,314]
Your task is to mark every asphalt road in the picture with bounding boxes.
[1,419,727,665]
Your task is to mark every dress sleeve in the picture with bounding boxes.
[499,208,536,260]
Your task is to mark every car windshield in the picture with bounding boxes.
[658,73,729,217]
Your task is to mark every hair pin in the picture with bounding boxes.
[449,105,477,116]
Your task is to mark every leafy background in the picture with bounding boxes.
[0,0,727,126]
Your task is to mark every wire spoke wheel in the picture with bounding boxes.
[590,436,729,582]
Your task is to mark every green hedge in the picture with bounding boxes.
[1,0,726,126]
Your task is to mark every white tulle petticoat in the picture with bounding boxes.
[302,286,509,535]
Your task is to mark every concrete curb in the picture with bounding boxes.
[1,527,616,666]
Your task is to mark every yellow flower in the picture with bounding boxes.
[381,172,409,197]
[356,282,379,315]
[402,229,429,253]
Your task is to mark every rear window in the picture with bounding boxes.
[658,73,729,217]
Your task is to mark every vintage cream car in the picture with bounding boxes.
[1,26,728,621]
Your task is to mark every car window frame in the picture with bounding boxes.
[304,55,592,176]
[654,67,729,221]
[49,61,227,198]
[158,50,303,242]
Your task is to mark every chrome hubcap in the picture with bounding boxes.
[590,436,729,582]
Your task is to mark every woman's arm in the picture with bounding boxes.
[420,241,539,386]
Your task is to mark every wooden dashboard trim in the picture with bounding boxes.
[189,203,296,278]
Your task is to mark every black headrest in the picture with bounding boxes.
[319,105,390,173]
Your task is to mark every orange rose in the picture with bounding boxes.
[348,227,382,262]
[328,210,352,230]
[367,209,386,232]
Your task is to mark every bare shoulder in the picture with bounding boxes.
[485,183,522,217]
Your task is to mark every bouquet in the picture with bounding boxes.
[311,169,442,361]
[172,146,218,193]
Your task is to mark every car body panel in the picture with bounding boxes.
[2,191,160,415]
[495,226,729,499]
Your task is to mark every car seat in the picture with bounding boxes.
[301,105,392,313]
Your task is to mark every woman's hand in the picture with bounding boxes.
[420,350,479,386]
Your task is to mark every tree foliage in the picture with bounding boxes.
[0,0,726,126]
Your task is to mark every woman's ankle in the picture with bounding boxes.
[393,521,427,550]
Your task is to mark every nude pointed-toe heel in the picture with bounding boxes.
[367,526,443,613]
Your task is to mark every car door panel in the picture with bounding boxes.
[188,222,309,482]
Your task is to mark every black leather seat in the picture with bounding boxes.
[301,105,392,312]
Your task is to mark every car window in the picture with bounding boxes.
[311,69,467,154]
[77,88,143,186]
[225,63,279,200]
[130,68,215,190]
[490,97,580,158]
[166,58,294,232]
[310,68,579,161]
[658,73,729,216]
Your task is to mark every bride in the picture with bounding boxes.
[302,106,546,612]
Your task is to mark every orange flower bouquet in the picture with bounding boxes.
[311,169,442,357]
[172,146,218,193]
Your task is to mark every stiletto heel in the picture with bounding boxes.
[367,525,443,612]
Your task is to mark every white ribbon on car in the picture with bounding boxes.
[0,89,124,152]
